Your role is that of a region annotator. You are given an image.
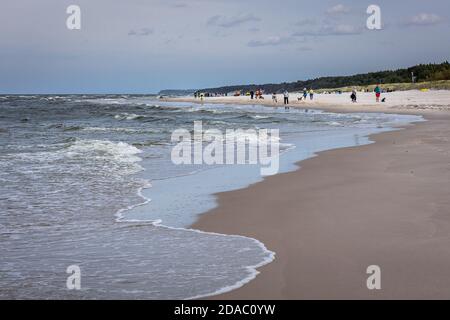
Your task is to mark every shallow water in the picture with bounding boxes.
[0,95,423,299]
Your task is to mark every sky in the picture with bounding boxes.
[1,0,449,93]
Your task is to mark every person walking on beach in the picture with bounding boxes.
[250,90,254,100]
[351,89,357,103]
[303,88,308,101]
[309,89,314,100]
[283,90,290,109]
[283,90,289,105]
[272,93,277,104]
[374,85,381,102]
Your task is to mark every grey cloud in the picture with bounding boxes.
[296,18,318,26]
[247,36,293,47]
[293,24,363,37]
[325,24,362,35]
[128,28,154,36]
[207,14,261,28]
[403,13,443,26]
[326,4,351,15]
[298,46,313,52]
[172,3,188,8]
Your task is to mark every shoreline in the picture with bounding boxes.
[162,90,450,115]
[184,95,450,299]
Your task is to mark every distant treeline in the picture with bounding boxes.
[200,62,450,94]
[158,89,197,96]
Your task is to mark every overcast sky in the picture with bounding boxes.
[1,0,449,93]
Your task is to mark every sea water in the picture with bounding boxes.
[0,95,423,299]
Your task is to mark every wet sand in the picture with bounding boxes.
[189,102,450,299]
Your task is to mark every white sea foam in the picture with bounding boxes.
[113,147,276,300]
[114,113,143,120]
[115,182,276,300]
[12,139,144,177]
[327,121,343,127]
[66,139,143,164]
[83,126,138,133]
[251,115,271,119]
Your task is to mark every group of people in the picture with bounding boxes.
[300,88,315,101]
[195,85,385,105]
[270,88,315,109]
[194,91,228,99]
[349,84,384,103]
[277,85,384,107]
[250,89,264,100]
[193,92,205,100]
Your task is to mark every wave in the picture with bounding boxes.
[83,126,139,133]
[114,178,276,301]
[145,104,186,112]
[66,139,143,165]
[226,114,285,123]
[112,112,175,123]
[132,141,171,147]
[251,115,271,119]
[326,121,344,127]
[114,113,145,121]
[11,139,144,176]
[63,125,83,131]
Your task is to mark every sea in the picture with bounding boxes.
[0,95,423,299]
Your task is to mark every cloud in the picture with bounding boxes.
[325,24,362,35]
[326,4,351,15]
[128,28,153,36]
[297,46,313,52]
[248,27,260,32]
[293,24,362,37]
[207,14,261,28]
[247,36,293,47]
[296,18,318,26]
[404,13,443,26]
[172,3,188,8]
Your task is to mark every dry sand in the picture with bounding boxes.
[164,90,450,113]
[175,90,450,299]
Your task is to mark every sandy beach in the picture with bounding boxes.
[164,90,450,113]
[182,90,450,299]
